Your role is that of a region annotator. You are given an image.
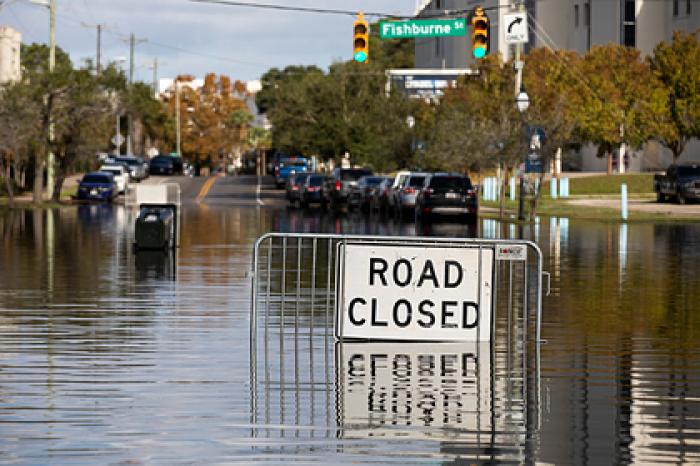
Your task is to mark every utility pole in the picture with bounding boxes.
[46,0,56,199]
[175,81,181,157]
[96,24,101,73]
[152,58,158,97]
[126,33,146,155]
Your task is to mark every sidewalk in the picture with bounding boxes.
[7,174,82,204]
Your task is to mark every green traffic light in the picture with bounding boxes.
[354,51,367,63]
[473,48,486,59]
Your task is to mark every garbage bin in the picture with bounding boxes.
[134,206,176,251]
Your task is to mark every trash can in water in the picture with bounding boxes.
[134,206,176,251]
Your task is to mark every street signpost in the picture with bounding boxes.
[504,12,528,44]
[111,133,125,148]
[380,18,468,39]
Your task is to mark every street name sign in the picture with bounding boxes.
[504,12,528,44]
[336,243,493,342]
[380,18,468,39]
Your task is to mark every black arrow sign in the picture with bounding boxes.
[507,17,522,33]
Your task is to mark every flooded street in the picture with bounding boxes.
[1,203,700,464]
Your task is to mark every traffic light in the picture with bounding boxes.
[471,7,489,59]
[353,13,369,63]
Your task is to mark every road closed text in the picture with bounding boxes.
[338,244,493,342]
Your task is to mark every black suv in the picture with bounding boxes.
[414,173,478,222]
[322,167,373,211]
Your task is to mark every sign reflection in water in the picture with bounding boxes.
[337,342,493,438]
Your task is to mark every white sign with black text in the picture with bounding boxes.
[504,12,528,44]
[336,243,493,341]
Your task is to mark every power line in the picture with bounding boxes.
[189,0,395,18]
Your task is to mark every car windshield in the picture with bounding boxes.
[308,176,324,186]
[151,158,171,166]
[678,166,700,177]
[82,174,111,184]
[341,169,372,181]
[116,158,140,167]
[408,176,426,187]
[101,167,122,174]
[431,176,472,190]
[364,177,385,186]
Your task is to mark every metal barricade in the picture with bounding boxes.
[249,233,544,459]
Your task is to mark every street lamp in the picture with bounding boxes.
[516,89,529,221]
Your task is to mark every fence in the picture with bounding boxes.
[249,233,545,460]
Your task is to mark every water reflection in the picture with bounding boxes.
[1,205,700,463]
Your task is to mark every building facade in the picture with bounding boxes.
[0,26,21,84]
[414,0,700,169]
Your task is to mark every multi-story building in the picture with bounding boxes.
[0,26,21,84]
[414,0,700,169]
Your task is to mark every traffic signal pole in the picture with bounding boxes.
[515,1,526,221]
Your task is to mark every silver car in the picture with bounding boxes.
[115,156,148,181]
[395,172,429,219]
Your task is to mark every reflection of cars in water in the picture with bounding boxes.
[77,172,118,201]
[415,173,478,223]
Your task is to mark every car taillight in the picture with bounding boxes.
[423,187,434,195]
[335,180,341,191]
[292,186,299,191]
[307,186,320,192]
[403,187,415,194]
[467,189,476,197]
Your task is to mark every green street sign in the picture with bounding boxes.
[379,18,468,39]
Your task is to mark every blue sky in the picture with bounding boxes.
[0,0,416,83]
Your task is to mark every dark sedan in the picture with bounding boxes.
[76,172,117,202]
[300,174,328,207]
[149,156,175,175]
[415,173,478,223]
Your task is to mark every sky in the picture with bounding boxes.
[0,0,417,84]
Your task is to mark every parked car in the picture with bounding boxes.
[286,172,312,206]
[275,156,309,188]
[149,155,175,175]
[370,177,394,214]
[654,163,700,204]
[349,175,390,212]
[115,155,148,181]
[300,174,328,207]
[76,172,118,202]
[386,170,411,214]
[395,172,428,219]
[99,163,129,194]
[322,167,373,211]
[415,173,478,223]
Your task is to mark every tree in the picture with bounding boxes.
[0,83,41,206]
[649,30,700,162]
[168,74,251,168]
[573,44,670,174]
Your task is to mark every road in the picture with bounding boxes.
[140,174,285,206]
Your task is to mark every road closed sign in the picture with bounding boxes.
[336,243,493,342]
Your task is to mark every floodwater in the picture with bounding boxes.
[1,203,699,464]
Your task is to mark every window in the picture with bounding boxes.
[687,0,692,15]
[673,0,679,16]
[584,2,590,26]
[575,4,580,28]
[622,0,636,47]
[435,0,442,9]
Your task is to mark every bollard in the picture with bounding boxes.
[550,178,558,199]
[560,178,569,198]
[510,177,516,201]
[621,183,628,221]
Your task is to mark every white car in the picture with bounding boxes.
[99,164,129,194]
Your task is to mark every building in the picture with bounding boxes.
[0,26,21,84]
[414,0,700,170]
[415,0,699,68]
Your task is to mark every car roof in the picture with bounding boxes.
[100,164,125,171]
[84,171,114,179]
